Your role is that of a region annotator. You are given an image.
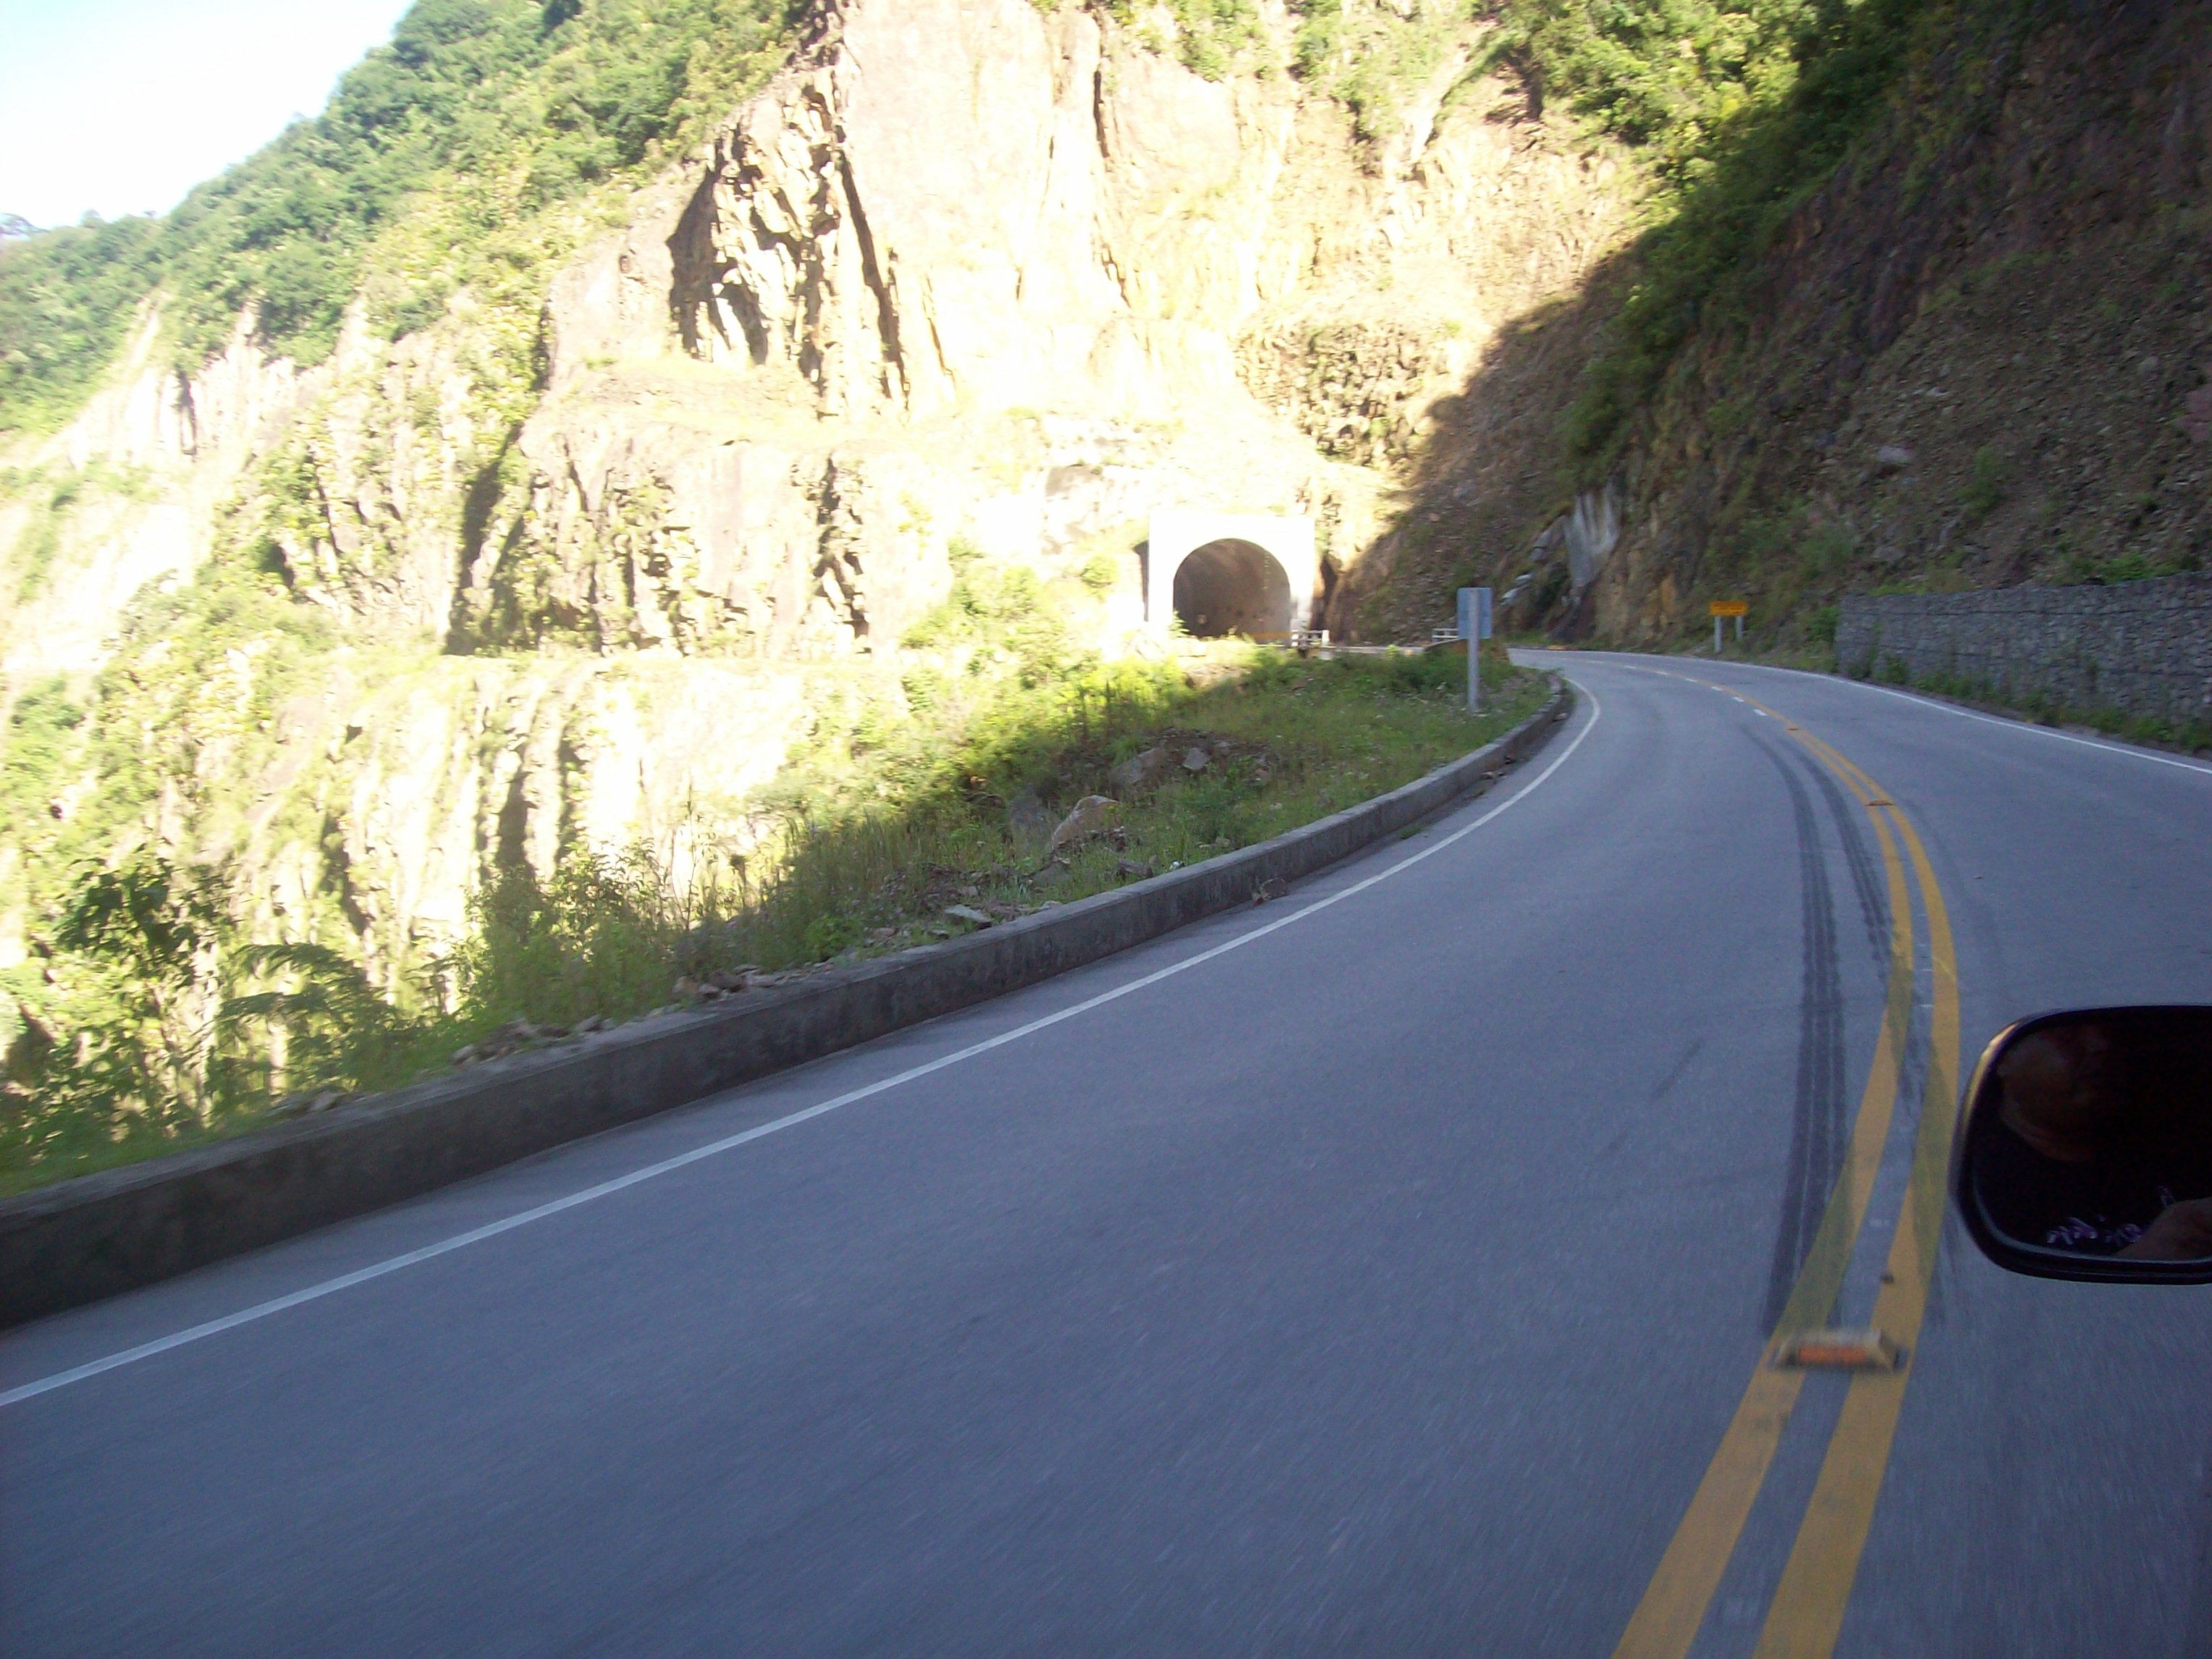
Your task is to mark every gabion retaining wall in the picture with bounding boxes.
[1836,575,2212,725]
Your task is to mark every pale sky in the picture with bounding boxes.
[0,0,418,228]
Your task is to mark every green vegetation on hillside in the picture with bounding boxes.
[1122,0,1270,80]
[1283,0,1988,480]
[1,0,1949,447]
[0,217,166,435]
[0,0,1994,1183]
[0,609,1539,1196]
[1850,654,2212,755]
[1488,0,1950,463]
[1290,0,1462,141]
[0,0,798,434]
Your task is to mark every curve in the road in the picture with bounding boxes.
[1613,670,1945,1659]
[1752,699,1961,1659]
[0,690,1608,1413]
[10,653,2211,1659]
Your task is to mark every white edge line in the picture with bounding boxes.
[1604,651,2212,778]
[1,685,1605,1409]
[1837,675,2212,776]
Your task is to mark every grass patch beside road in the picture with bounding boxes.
[1851,658,2212,756]
[718,641,1545,966]
[421,640,1545,1031]
[0,643,1542,1196]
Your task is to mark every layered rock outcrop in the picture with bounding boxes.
[0,0,1635,977]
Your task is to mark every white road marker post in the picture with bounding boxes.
[1457,586,1493,712]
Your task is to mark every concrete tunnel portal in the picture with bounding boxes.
[1145,510,1317,641]
[1173,539,1293,638]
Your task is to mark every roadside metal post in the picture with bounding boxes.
[1710,599,1747,654]
[1457,586,1493,712]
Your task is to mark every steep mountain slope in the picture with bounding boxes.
[1362,0,2212,648]
[14,0,2196,1165]
[0,0,1634,1148]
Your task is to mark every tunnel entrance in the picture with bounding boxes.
[1172,539,1293,639]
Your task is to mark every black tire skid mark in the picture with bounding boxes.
[1757,735,1851,1334]
[1797,746,1890,968]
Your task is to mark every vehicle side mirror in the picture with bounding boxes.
[1954,1006,2212,1283]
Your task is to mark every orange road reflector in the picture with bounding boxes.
[1771,1328,1903,1372]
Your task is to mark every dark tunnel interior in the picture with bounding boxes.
[1171,539,1293,638]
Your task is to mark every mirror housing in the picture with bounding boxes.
[1953,1006,2212,1284]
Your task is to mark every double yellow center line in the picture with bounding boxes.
[1612,683,1961,1659]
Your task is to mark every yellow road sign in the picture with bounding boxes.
[1709,600,1749,617]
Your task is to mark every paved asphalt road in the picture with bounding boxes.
[7,653,2212,1657]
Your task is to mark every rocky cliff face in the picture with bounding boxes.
[0,0,1633,980]
[1376,0,2212,650]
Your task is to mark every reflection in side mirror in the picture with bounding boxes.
[1954,1007,2212,1283]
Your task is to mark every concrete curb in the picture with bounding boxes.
[0,679,1572,1327]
